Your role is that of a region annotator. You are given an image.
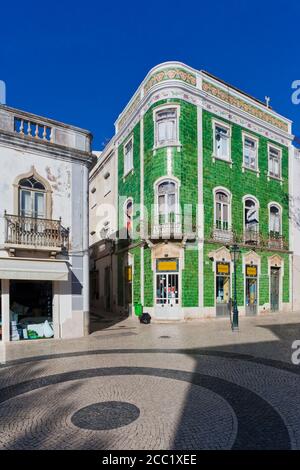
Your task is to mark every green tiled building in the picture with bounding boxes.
[94,62,294,320]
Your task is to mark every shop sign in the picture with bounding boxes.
[246,265,257,277]
[157,259,178,272]
[125,266,132,281]
[217,263,230,274]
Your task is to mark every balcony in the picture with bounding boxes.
[212,226,234,244]
[5,213,69,253]
[268,233,285,250]
[145,214,197,241]
[244,229,260,246]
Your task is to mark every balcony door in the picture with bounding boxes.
[19,176,46,219]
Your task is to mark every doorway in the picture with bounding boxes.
[155,258,181,319]
[270,267,280,312]
[216,262,230,316]
[245,265,258,316]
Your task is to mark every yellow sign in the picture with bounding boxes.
[246,265,257,277]
[125,266,132,281]
[157,261,178,272]
[217,263,229,274]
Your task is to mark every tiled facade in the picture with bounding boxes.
[90,61,295,321]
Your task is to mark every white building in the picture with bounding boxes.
[89,141,118,316]
[0,104,93,362]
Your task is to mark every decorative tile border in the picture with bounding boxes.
[144,67,197,93]
[118,92,141,131]
[202,81,288,132]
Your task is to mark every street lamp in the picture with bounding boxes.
[230,244,241,332]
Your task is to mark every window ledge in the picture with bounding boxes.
[212,154,232,166]
[242,165,260,176]
[153,142,181,152]
[267,174,283,184]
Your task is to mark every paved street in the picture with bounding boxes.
[1,312,300,450]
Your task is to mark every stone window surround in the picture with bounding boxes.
[268,202,283,235]
[242,131,260,176]
[123,134,134,178]
[213,186,232,231]
[152,104,181,153]
[242,195,260,236]
[13,166,53,219]
[267,143,283,183]
[212,119,232,166]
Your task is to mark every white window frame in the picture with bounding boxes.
[154,177,180,225]
[153,104,181,151]
[242,132,259,174]
[268,143,282,181]
[243,195,260,234]
[213,187,232,231]
[268,202,282,235]
[212,119,232,164]
[123,135,134,177]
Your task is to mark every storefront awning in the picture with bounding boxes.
[0,258,69,281]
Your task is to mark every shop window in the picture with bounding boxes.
[10,281,54,341]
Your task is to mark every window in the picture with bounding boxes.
[157,180,178,224]
[215,190,230,230]
[244,198,259,232]
[269,205,281,236]
[268,146,281,179]
[124,138,133,175]
[125,199,133,238]
[214,122,231,161]
[243,135,258,171]
[155,107,178,147]
[19,176,46,218]
[103,171,111,196]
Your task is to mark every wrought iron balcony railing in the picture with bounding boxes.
[244,229,260,245]
[212,226,234,244]
[268,232,284,250]
[5,213,69,250]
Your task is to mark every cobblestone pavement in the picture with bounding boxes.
[0,313,300,450]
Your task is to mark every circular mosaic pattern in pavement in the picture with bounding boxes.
[71,401,140,430]
[0,364,292,450]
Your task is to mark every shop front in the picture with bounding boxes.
[245,264,258,316]
[0,258,69,345]
[155,258,182,320]
[216,261,231,316]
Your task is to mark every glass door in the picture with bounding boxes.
[245,265,258,316]
[216,262,230,316]
[270,267,280,312]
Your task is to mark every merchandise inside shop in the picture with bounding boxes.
[10,280,54,341]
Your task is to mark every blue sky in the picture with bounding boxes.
[1,0,299,149]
